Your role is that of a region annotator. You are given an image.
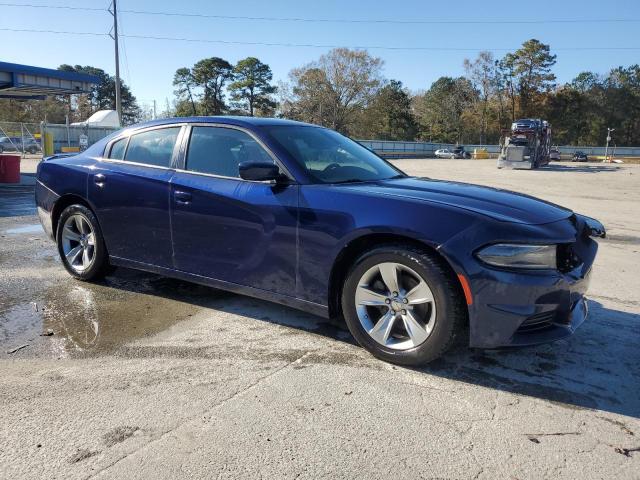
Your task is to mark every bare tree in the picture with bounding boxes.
[281,48,384,134]
[464,51,498,144]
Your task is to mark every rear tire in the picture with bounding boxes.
[341,245,467,366]
[56,204,112,281]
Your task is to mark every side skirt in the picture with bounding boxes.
[109,256,330,319]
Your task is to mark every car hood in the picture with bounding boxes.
[343,177,573,225]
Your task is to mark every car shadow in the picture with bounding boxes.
[418,298,640,419]
[48,267,640,419]
[542,164,621,173]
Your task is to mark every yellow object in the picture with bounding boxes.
[44,133,54,156]
[61,147,80,153]
[473,148,490,159]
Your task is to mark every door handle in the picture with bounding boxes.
[174,191,192,204]
[94,174,106,187]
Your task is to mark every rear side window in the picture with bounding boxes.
[108,138,127,160]
[124,127,181,167]
[186,127,273,178]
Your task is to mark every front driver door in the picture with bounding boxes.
[170,125,298,296]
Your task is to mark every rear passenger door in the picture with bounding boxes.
[89,125,184,268]
[170,124,298,296]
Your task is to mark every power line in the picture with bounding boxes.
[1,27,106,37]
[1,2,639,25]
[0,2,106,12]
[2,27,640,51]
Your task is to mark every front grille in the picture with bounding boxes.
[517,311,556,333]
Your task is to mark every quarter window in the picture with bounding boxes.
[186,127,273,178]
[108,138,127,160]
[124,127,181,167]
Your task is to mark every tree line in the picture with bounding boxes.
[275,41,640,147]
[1,39,639,146]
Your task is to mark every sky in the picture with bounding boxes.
[1,0,639,112]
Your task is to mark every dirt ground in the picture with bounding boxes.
[0,159,638,479]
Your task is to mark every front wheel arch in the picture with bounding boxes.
[327,234,469,329]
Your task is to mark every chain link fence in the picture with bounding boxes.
[0,122,43,156]
[41,123,119,154]
[0,122,120,157]
[358,140,640,159]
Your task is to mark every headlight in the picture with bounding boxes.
[476,244,557,270]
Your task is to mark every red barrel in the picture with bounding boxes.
[0,154,21,183]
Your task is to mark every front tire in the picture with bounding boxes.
[341,245,466,366]
[56,204,111,281]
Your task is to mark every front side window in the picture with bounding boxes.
[124,127,180,167]
[108,137,127,160]
[186,126,273,178]
[264,126,403,184]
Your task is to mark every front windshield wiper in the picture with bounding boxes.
[333,175,406,184]
[332,179,368,184]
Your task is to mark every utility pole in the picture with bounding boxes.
[153,100,157,120]
[109,0,123,126]
[604,128,614,163]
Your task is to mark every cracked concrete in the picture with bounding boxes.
[1,160,639,479]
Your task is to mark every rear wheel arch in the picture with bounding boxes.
[328,233,468,325]
[52,194,96,240]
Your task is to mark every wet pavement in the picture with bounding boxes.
[0,183,37,217]
[0,210,347,361]
[1,160,639,479]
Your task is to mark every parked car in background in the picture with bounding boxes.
[36,116,605,366]
[453,146,471,159]
[0,136,18,153]
[549,149,561,161]
[434,148,455,159]
[21,137,41,154]
[0,136,41,154]
[573,151,589,162]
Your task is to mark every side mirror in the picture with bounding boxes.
[239,161,282,182]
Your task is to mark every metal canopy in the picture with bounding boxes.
[0,61,100,99]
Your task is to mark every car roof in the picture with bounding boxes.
[127,116,315,131]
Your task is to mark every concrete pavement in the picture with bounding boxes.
[1,160,638,479]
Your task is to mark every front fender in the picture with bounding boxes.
[297,184,481,305]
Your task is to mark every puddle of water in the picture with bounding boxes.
[1,266,346,359]
[4,224,42,235]
[0,270,217,358]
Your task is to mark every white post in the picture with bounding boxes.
[604,128,614,163]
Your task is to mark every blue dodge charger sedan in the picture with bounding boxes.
[35,117,605,365]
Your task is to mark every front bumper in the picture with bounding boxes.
[440,214,601,349]
[509,295,588,346]
[467,256,594,348]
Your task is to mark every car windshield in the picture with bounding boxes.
[264,125,404,184]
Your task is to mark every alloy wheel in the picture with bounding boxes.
[355,262,436,350]
[61,214,96,273]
